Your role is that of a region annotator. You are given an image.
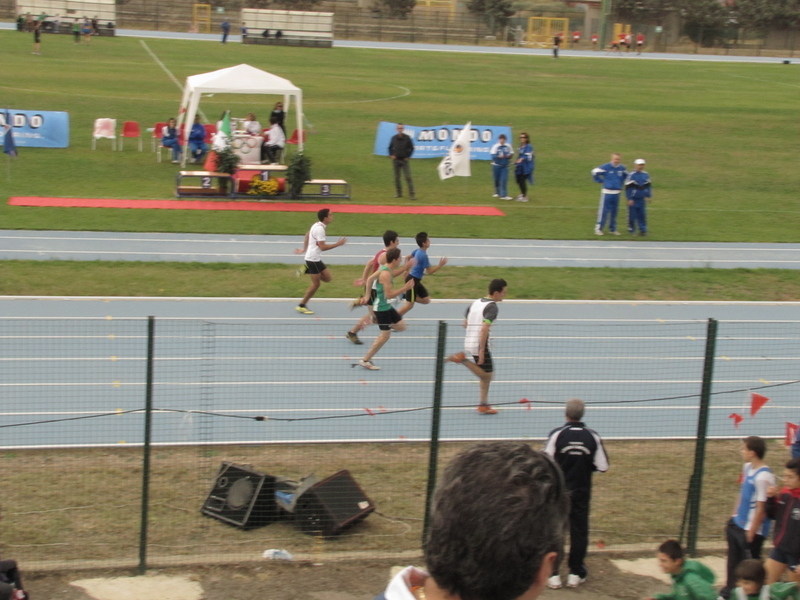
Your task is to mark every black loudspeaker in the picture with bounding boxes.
[294,470,375,537]
[201,462,278,530]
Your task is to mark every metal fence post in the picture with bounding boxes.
[138,316,155,575]
[422,321,447,547]
[685,318,717,556]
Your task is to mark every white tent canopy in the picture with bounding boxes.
[176,63,303,167]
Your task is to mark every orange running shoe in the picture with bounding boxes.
[477,404,498,415]
[447,352,467,364]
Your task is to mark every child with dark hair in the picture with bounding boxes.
[734,559,798,600]
[765,458,800,585]
[645,540,716,600]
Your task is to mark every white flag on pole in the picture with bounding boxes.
[437,122,472,180]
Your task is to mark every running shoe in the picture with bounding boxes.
[516,196,529,202]
[477,404,498,415]
[447,352,467,364]
[610,231,621,236]
[349,298,362,311]
[566,574,586,588]
[492,194,499,198]
[296,306,314,315]
[501,196,513,200]
[547,575,563,590]
[594,227,604,236]
[346,332,363,345]
[359,360,380,370]
[295,265,308,277]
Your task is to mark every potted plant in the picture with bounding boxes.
[286,152,312,200]
[214,145,240,195]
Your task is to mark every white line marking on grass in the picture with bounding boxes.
[705,71,800,89]
[140,40,183,91]
[0,85,167,102]
[139,40,208,122]
[305,76,411,104]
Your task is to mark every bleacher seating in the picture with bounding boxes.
[16,0,116,35]
[241,9,333,48]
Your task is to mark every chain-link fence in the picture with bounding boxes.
[1,317,798,569]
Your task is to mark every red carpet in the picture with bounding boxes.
[8,197,505,217]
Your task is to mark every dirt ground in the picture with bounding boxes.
[21,554,674,600]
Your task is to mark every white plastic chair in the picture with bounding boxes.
[92,118,116,150]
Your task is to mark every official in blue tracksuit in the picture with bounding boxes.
[188,116,208,163]
[514,132,534,203]
[544,398,608,589]
[592,153,628,235]
[490,134,514,200]
[625,158,652,236]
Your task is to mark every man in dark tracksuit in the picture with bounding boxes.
[544,398,609,589]
[388,123,416,200]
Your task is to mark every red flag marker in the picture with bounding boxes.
[729,413,744,429]
[519,398,530,404]
[751,392,770,417]
[364,408,375,416]
[786,423,798,447]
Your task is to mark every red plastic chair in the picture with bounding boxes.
[286,129,306,145]
[203,123,217,144]
[120,121,142,151]
[151,122,166,152]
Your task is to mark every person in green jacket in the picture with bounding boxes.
[646,540,716,600]
[734,559,799,600]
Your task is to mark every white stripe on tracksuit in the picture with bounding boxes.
[596,189,621,224]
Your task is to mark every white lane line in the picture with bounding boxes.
[0,403,789,417]
[2,235,799,253]
[0,356,795,361]
[0,379,792,386]
[2,248,800,264]
[0,248,800,266]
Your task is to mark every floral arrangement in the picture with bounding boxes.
[248,175,280,196]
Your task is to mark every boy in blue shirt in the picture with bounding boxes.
[592,152,628,235]
[490,134,514,200]
[625,158,652,236]
[719,436,776,600]
[398,231,447,317]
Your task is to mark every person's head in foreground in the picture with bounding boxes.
[654,539,715,594]
[424,441,568,600]
[735,559,765,597]
[783,457,800,490]
[657,539,685,575]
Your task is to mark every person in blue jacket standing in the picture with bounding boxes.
[592,153,628,235]
[490,134,514,200]
[625,158,652,236]
[514,132,534,203]
[221,20,230,43]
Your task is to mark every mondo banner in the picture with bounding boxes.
[0,109,70,148]
[373,121,512,161]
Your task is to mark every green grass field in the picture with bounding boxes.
[2,30,799,243]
